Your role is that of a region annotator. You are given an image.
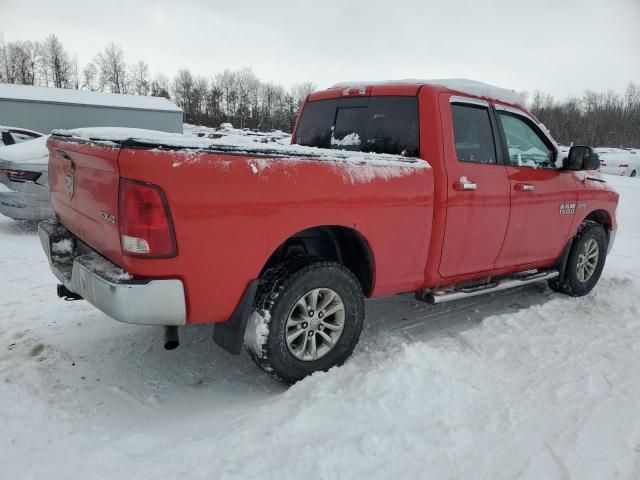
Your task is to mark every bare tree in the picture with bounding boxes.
[215,69,237,121]
[81,62,98,90]
[530,83,640,148]
[43,35,73,88]
[172,69,194,114]
[150,73,171,99]
[290,81,316,107]
[131,60,150,95]
[96,43,128,93]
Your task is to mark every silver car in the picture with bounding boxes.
[0,133,53,221]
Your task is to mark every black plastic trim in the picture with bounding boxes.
[213,279,260,355]
[555,237,576,282]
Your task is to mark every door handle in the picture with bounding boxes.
[454,176,477,191]
[515,183,535,192]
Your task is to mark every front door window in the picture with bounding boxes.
[498,113,554,168]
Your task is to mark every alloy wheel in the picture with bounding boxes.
[576,238,599,282]
[285,288,345,361]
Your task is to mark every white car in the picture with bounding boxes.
[0,135,52,220]
[597,148,640,177]
[0,126,42,146]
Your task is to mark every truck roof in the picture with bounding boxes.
[311,78,525,108]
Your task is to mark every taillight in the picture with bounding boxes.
[0,169,41,183]
[118,179,177,258]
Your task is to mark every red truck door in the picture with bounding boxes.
[493,107,578,268]
[438,95,511,278]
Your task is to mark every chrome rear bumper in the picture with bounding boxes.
[38,219,186,326]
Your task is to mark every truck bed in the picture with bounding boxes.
[47,128,434,324]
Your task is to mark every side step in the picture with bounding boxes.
[419,269,559,305]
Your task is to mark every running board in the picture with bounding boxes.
[419,269,559,305]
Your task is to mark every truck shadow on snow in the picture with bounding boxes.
[71,283,554,405]
[362,283,552,344]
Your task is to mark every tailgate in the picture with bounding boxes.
[47,137,123,265]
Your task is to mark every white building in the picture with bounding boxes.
[0,84,183,134]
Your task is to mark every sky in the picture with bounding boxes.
[1,0,639,99]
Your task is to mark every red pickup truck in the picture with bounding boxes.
[39,79,618,383]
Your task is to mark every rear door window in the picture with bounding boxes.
[294,99,337,151]
[451,104,497,164]
[295,97,419,157]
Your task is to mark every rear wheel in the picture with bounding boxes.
[631,170,637,177]
[549,224,607,296]
[245,257,364,383]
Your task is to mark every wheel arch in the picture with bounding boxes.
[557,209,612,284]
[260,225,376,296]
[583,209,612,231]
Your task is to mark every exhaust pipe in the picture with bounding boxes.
[57,284,83,301]
[164,326,180,350]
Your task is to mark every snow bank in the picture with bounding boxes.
[0,175,638,480]
[332,78,526,107]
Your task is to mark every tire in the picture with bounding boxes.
[549,224,608,297]
[245,257,364,383]
[631,170,637,177]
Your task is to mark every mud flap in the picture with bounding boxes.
[213,280,259,355]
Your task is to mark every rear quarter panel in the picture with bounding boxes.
[118,149,434,324]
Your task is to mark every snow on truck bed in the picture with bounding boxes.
[52,127,427,166]
[52,127,429,183]
[1,174,639,479]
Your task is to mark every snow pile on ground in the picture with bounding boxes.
[1,175,639,479]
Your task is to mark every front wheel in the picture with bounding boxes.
[630,170,637,177]
[245,258,364,383]
[549,224,608,296]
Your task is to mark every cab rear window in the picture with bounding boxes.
[294,96,419,157]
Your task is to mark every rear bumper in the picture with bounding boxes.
[38,219,186,326]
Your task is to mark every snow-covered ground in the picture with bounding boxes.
[1,175,639,479]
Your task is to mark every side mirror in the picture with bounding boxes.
[564,146,600,171]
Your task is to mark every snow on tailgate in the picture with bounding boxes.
[51,127,430,183]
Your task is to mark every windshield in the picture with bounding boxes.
[294,96,419,157]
